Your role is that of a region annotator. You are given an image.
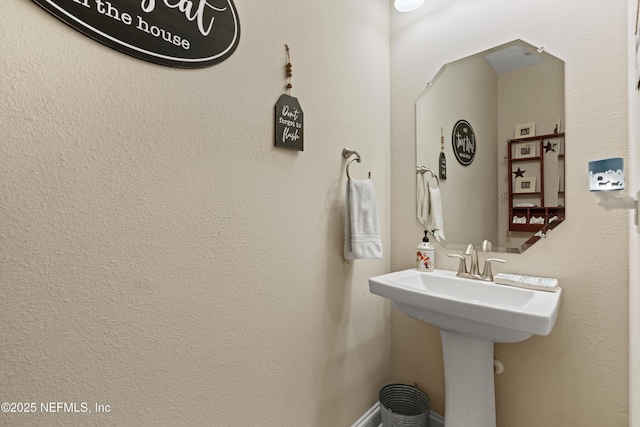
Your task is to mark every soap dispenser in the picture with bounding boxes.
[416,230,434,272]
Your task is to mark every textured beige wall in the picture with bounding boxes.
[391,1,629,425]
[0,1,391,426]
[629,1,640,424]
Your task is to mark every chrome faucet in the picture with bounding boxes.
[447,240,506,281]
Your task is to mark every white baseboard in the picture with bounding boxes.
[352,401,444,427]
[429,410,445,427]
[351,401,382,427]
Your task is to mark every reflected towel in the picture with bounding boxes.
[529,216,545,224]
[428,186,445,242]
[417,173,445,242]
[417,173,430,230]
[344,179,382,260]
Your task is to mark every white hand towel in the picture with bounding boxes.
[416,173,430,230]
[428,186,445,242]
[344,179,382,260]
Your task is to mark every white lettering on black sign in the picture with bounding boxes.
[439,151,447,179]
[32,0,240,68]
[275,95,304,151]
[452,120,476,166]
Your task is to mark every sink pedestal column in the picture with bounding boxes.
[440,330,496,427]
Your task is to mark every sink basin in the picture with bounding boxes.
[369,268,562,427]
[369,268,561,343]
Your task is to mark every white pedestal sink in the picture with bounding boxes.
[369,268,562,427]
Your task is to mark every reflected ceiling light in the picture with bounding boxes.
[394,0,425,12]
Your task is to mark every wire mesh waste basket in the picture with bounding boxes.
[379,383,431,427]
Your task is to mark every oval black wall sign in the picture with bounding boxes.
[451,119,476,166]
[32,0,240,68]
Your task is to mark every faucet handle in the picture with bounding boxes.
[464,244,479,276]
[447,254,468,276]
[482,258,506,281]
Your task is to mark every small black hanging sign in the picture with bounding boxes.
[439,127,447,179]
[439,152,447,179]
[452,119,476,166]
[31,0,240,68]
[275,94,304,151]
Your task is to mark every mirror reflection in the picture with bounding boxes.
[416,39,565,253]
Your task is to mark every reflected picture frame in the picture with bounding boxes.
[513,141,536,159]
[515,177,537,193]
[515,123,536,138]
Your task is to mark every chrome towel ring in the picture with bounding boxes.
[416,166,440,188]
[342,147,371,180]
